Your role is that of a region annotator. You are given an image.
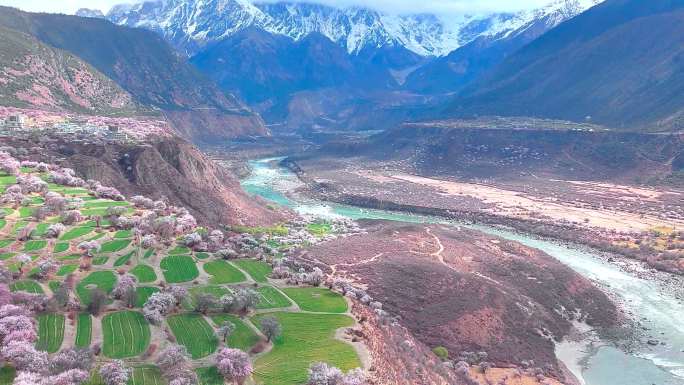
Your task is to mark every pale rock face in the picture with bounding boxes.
[106,0,604,57]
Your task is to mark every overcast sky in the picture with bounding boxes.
[0,0,552,16]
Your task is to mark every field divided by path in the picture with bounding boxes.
[102,311,150,358]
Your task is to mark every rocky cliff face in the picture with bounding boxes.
[5,136,284,226]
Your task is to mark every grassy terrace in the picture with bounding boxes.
[282,287,348,313]
[203,260,246,284]
[161,255,199,283]
[36,313,65,353]
[102,311,150,358]
[77,271,117,305]
[167,313,218,359]
[232,259,272,283]
[210,314,259,351]
[75,313,92,348]
[252,313,359,385]
[130,264,157,283]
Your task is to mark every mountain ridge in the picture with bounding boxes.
[106,0,603,57]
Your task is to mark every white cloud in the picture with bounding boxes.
[0,0,551,15]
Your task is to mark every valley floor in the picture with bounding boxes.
[285,156,684,274]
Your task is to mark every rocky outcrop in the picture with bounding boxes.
[5,136,285,226]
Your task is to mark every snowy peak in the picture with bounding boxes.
[106,0,603,56]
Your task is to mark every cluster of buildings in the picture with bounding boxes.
[0,113,132,143]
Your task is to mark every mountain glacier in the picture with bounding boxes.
[107,0,604,57]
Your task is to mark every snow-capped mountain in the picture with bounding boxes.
[106,0,603,57]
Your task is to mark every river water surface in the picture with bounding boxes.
[241,157,684,385]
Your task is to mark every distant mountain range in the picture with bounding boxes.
[103,0,603,132]
[446,0,684,131]
[106,0,602,58]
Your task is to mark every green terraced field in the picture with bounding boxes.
[36,313,65,353]
[113,251,134,267]
[56,264,78,276]
[130,264,157,283]
[92,256,109,265]
[232,259,272,283]
[195,252,210,259]
[77,271,117,305]
[10,280,44,294]
[168,246,191,255]
[135,287,160,307]
[58,254,81,261]
[113,230,132,239]
[23,240,47,252]
[0,252,15,260]
[167,313,218,359]
[59,226,93,241]
[161,255,199,283]
[0,366,15,385]
[99,239,131,253]
[0,239,12,248]
[196,367,223,385]
[53,242,70,253]
[252,312,359,385]
[281,287,348,313]
[210,314,260,351]
[203,260,246,284]
[0,219,6,231]
[75,313,92,348]
[128,366,164,385]
[102,311,150,358]
[83,200,131,208]
[256,286,292,309]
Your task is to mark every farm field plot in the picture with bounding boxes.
[167,313,218,359]
[187,286,231,308]
[75,313,92,348]
[128,366,164,385]
[0,366,15,385]
[210,314,260,351]
[0,239,12,248]
[252,312,359,385]
[0,220,5,231]
[83,200,130,209]
[53,242,70,253]
[135,287,160,307]
[10,280,44,294]
[203,260,246,284]
[113,230,132,239]
[23,240,47,252]
[56,264,78,276]
[232,259,272,283]
[59,226,93,241]
[130,264,157,283]
[102,311,150,358]
[99,239,131,253]
[256,286,292,309]
[77,271,117,305]
[196,367,223,385]
[36,313,65,353]
[113,251,134,267]
[168,246,191,255]
[161,255,199,283]
[282,287,348,313]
